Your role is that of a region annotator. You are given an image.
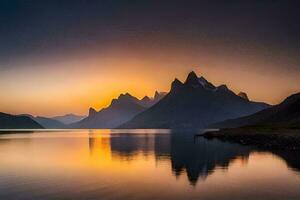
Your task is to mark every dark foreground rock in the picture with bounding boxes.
[200,127,300,150]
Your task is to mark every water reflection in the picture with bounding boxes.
[1,130,300,200]
[169,133,252,185]
[271,150,300,172]
[88,130,300,185]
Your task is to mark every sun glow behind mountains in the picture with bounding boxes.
[0,1,300,116]
[0,50,299,117]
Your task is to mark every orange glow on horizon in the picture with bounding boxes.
[0,46,299,117]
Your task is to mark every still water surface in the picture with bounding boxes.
[0,129,300,200]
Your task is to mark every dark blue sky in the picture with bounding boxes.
[0,0,299,66]
[0,0,300,115]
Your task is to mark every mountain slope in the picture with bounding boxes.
[0,112,44,129]
[52,114,86,124]
[212,92,300,128]
[19,114,67,129]
[34,116,67,129]
[120,71,269,129]
[72,91,166,128]
[139,91,167,107]
[72,93,146,128]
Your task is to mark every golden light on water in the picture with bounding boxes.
[1,130,300,200]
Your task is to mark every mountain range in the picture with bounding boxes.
[120,71,269,128]
[19,114,67,129]
[19,114,86,128]
[0,112,43,129]
[52,114,86,124]
[71,91,166,128]
[2,71,299,130]
[212,92,300,129]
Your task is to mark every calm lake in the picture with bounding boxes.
[0,129,300,200]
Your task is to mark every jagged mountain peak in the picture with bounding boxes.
[217,84,229,91]
[198,76,216,90]
[138,91,167,108]
[111,93,139,105]
[187,70,198,78]
[154,91,160,99]
[185,71,199,86]
[183,71,216,90]
[139,95,154,108]
[119,92,135,99]
[154,91,167,100]
[171,71,218,92]
[73,94,146,128]
[89,107,97,116]
[198,76,207,84]
[171,78,184,91]
[141,96,151,101]
[238,92,249,101]
[120,71,270,129]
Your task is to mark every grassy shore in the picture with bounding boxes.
[201,126,300,150]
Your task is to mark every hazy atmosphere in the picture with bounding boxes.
[1,0,299,116]
[1,2,300,200]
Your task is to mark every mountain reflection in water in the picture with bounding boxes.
[1,129,300,200]
[88,130,300,185]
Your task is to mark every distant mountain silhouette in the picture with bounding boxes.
[139,91,167,107]
[72,91,166,128]
[139,96,152,107]
[20,114,66,129]
[52,114,86,124]
[120,71,269,128]
[33,116,67,129]
[212,92,300,128]
[0,112,43,129]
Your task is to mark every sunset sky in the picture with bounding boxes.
[0,0,299,116]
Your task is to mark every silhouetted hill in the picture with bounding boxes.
[71,93,143,128]
[139,91,167,107]
[120,71,269,128]
[0,112,43,129]
[72,91,166,128]
[212,92,300,128]
[34,116,67,129]
[52,114,86,124]
[19,114,67,129]
[139,96,152,107]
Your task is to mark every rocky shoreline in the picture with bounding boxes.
[199,127,300,150]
